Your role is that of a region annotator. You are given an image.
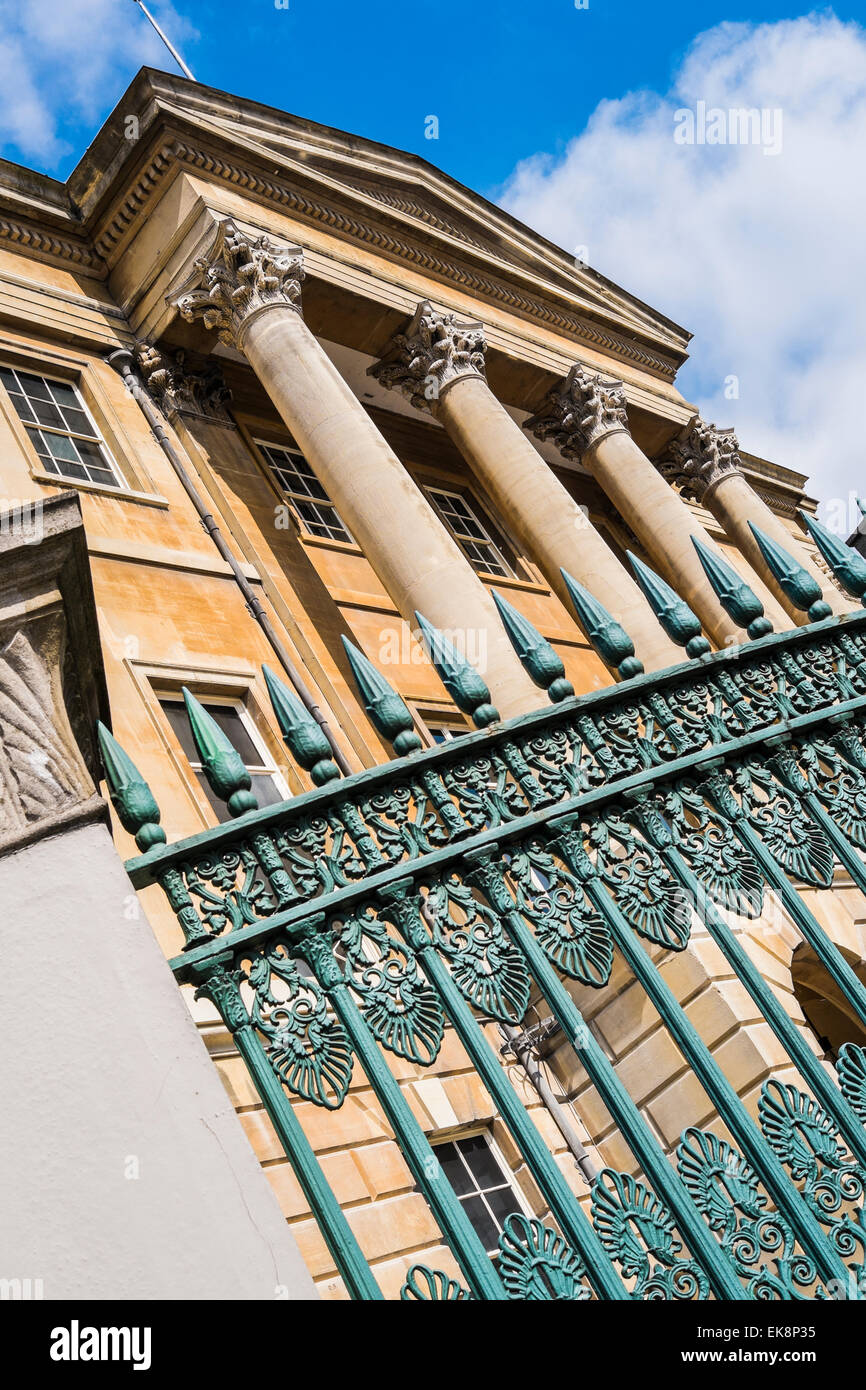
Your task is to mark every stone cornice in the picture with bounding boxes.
[370,300,487,410]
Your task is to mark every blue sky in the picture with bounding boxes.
[1,1,865,513]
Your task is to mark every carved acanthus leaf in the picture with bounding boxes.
[525,364,629,458]
[174,220,305,348]
[656,418,742,503]
[135,344,233,423]
[370,300,487,411]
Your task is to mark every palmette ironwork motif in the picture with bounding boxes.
[121,608,866,1300]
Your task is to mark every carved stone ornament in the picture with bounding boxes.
[657,417,742,503]
[370,299,487,411]
[134,344,233,425]
[173,220,305,349]
[525,364,629,458]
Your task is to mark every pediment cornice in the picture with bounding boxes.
[0,70,691,382]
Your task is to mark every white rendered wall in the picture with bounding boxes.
[0,816,317,1301]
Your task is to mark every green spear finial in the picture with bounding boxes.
[491,589,574,702]
[627,552,711,659]
[182,687,258,817]
[414,612,499,727]
[341,636,422,756]
[690,535,773,639]
[747,521,832,623]
[858,497,866,518]
[798,511,866,605]
[262,665,341,786]
[559,568,644,679]
[97,721,166,851]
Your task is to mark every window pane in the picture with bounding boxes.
[250,772,285,809]
[161,700,200,764]
[460,1133,507,1190]
[486,1186,523,1228]
[460,1195,499,1254]
[435,1142,475,1196]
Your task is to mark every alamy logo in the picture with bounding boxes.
[674,101,783,156]
[49,1321,152,1372]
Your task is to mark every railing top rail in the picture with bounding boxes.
[126,610,866,889]
[165,690,866,984]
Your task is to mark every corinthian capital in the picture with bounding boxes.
[525,364,629,458]
[135,345,233,425]
[369,300,487,411]
[173,220,305,350]
[657,418,742,503]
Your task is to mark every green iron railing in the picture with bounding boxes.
[107,526,866,1301]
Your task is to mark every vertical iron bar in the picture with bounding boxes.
[465,848,749,1300]
[549,817,854,1295]
[379,881,632,1300]
[626,797,866,1169]
[290,917,507,1300]
[192,957,383,1301]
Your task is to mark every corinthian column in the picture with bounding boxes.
[172,222,540,721]
[526,368,748,647]
[658,419,850,622]
[370,302,681,671]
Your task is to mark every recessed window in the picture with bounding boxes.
[257,439,353,543]
[0,366,122,488]
[425,485,520,580]
[434,1134,525,1254]
[159,696,289,823]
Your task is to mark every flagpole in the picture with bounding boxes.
[130,0,196,81]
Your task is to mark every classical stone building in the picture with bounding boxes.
[2,68,865,1302]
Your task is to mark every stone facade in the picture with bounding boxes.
[0,67,861,1299]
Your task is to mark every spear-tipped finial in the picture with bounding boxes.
[491,589,574,702]
[747,521,832,623]
[182,687,258,817]
[626,552,711,659]
[341,636,423,756]
[690,535,772,639]
[97,721,166,851]
[414,612,499,727]
[858,497,866,519]
[559,568,644,679]
[262,665,341,786]
[798,511,866,605]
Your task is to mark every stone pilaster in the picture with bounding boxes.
[135,343,234,427]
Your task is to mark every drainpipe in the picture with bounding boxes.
[499,1020,598,1184]
[107,348,353,776]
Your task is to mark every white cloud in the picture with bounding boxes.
[499,13,866,526]
[0,0,195,169]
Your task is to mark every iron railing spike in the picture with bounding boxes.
[798,511,866,605]
[690,534,772,639]
[414,611,499,727]
[491,589,574,702]
[97,720,166,851]
[181,685,258,816]
[626,551,711,659]
[747,520,832,623]
[262,664,341,785]
[559,568,644,679]
[340,635,423,755]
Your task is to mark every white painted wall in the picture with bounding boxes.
[0,816,317,1301]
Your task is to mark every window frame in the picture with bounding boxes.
[423,482,524,581]
[432,1130,531,1255]
[254,435,355,545]
[0,344,165,503]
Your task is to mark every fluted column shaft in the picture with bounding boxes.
[174,223,541,720]
[660,418,849,623]
[371,303,681,672]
